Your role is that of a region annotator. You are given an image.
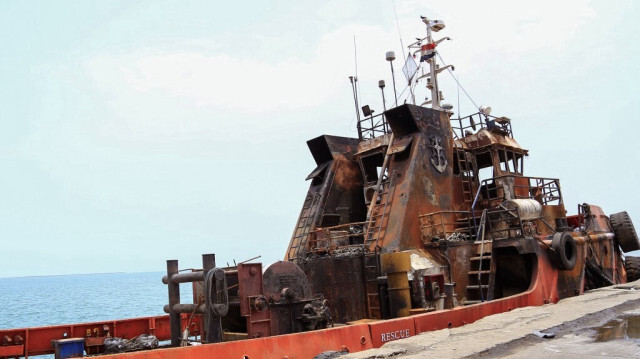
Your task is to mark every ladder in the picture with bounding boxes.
[465,209,495,304]
[363,179,392,251]
[455,147,477,205]
[362,175,395,319]
[363,253,381,319]
[287,192,321,263]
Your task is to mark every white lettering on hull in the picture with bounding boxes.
[380,329,411,343]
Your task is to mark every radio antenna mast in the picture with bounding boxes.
[386,51,398,107]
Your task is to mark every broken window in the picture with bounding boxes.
[306,161,330,186]
[496,148,525,175]
[359,151,385,185]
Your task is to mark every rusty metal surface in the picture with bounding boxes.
[355,133,392,156]
[370,105,457,253]
[459,128,526,152]
[263,261,312,301]
[381,252,412,318]
[285,141,366,263]
[85,246,561,358]
[301,254,367,324]
[237,263,271,339]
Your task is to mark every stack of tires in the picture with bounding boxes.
[610,211,640,282]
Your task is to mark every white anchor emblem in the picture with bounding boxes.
[428,137,447,173]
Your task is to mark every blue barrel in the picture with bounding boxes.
[52,338,85,359]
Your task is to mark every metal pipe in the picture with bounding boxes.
[162,271,203,284]
[238,255,261,265]
[379,80,389,133]
[424,21,440,110]
[389,62,398,107]
[541,232,614,246]
[444,283,455,309]
[162,269,238,284]
[350,76,362,140]
[166,260,181,347]
[379,80,387,113]
[163,303,207,315]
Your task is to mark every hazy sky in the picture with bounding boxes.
[1,0,638,278]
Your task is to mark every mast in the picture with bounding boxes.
[406,16,451,110]
[424,17,440,110]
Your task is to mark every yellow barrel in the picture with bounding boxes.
[381,252,412,318]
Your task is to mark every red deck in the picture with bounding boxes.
[1,254,559,359]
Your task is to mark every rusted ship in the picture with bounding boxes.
[2,15,639,359]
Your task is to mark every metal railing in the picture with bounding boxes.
[470,175,562,238]
[358,112,389,140]
[308,221,368,253]
[450,112,513,139]
[486,206,524,240]
[418,211,474,242]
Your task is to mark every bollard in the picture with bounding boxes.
[166,260,181,347]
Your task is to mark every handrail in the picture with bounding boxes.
[470,175,563,236]
[418,211,474,242]
[470,179,488,237]
[450,111,514,139]
[358,112,389,140]
[477,209,488,302]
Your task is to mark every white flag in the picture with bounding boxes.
[402,54,418,84]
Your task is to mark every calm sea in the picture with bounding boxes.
[0,272,193,330]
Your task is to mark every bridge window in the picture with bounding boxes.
[497,149,524,175]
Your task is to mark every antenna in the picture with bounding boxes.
[354,36,363,108]
[349,76,362,140]
[379,80,387,113]
[386,51,398,107]
[392,0,407,64]
[379,80,389,133]
[350,36,364,139]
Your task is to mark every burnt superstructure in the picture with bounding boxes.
[281,16,639,325]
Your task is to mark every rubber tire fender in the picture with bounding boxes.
[551,231,577,270]
[625,256,640,282]
[610,211,640,253]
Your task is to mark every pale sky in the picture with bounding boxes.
[1,0,638,278]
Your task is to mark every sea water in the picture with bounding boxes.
[0,272,194,329]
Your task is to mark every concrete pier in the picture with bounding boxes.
[344,281,640,358]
